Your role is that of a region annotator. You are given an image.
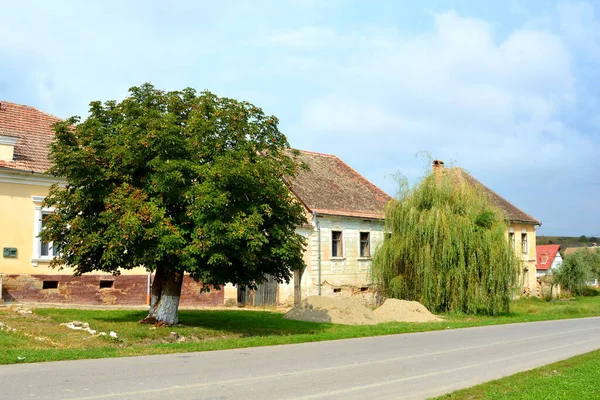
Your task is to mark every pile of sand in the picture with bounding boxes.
[284,296,380,325]
[284,296,441,325]
[373,299,441,323]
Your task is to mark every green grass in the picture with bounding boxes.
[1,296,600,365]
[433,349,600,399]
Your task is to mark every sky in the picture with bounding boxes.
[1,0,599,236]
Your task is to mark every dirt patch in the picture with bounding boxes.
[284,296,380,325]
[374,299,441,323]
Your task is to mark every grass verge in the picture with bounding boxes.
[0,296,599,365]
[433,349,600,399]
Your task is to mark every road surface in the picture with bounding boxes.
[1,317,600,399]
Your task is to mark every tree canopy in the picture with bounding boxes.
[42,84,307,324]
[553,248,600,295]
[372,167,519,315]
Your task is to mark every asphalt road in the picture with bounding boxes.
[2,317,600,400]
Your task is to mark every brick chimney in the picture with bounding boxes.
[0,135,18,162]
[432,159,445,169]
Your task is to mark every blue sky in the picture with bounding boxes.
[1,0,599,236]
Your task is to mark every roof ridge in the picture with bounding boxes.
[0,100,63,122]
[457,168,540,225]
[296,149,338,158]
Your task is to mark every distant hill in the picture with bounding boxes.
[537,236,600,248]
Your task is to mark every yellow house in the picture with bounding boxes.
[435,161,541,296]
[0,101,222,305]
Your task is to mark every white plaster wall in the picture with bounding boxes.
[278,215,385,305]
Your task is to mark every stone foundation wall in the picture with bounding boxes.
[0,274,223,306]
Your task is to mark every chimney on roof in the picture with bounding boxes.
[0,135,18,162]
[432,160,445,169]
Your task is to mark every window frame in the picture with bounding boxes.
[508,228,515,251]
[331,230,344,258]
[32,196,58,265]
[359,231,371,258]
[521,232,528,255]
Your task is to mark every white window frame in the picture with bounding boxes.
[358,231,371,259]
[521,230,528,256]
[31,196,57,265]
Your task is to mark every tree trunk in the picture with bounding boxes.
[293,267,305,307]
[141,264,184,325]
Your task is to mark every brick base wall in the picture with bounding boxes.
[0,274,223,306]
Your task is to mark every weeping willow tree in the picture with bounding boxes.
[372,165,519,315]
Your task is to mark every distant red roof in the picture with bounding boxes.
[0,101,61,174]
[289,150,392,219]
[536,244,561,270]
[564,246,599,256]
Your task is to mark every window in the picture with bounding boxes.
[99,280,114,289]
[42,280,59,289]
[521,233,528,255]
[39,212,57,257]
[331,231,343,257]
[540,252,549,265]
[360,232,370,257]
[509,232,515,250]
[32,196,58,263]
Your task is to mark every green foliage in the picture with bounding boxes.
[372,168,519,315]
[42,83,306,287]
[553,248,600,295]
[578,235,588,243]
[580,287,600,297]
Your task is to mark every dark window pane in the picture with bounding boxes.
[332,231,342,257]
[360,232,370,257]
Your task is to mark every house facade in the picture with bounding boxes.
[279,150,390,305]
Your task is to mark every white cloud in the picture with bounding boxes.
[557,1,600,56]
[297,11,582,171]
[286,9,600,235]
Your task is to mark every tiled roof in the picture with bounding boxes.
[564,246,599,256]
[0,101,61,174]
[289,150,391,219]
[449,168,541,225]
[0,101,391,220]
[536,244,560,270]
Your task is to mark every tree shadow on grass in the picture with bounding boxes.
[89,309,332,337]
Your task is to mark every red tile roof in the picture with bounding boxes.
[0,101,61,174]
[536,244,560,270]
[289,150,392,219]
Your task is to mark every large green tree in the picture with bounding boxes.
[554,248,600,295]
[42,84,307,325]
[372,167,519,315]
